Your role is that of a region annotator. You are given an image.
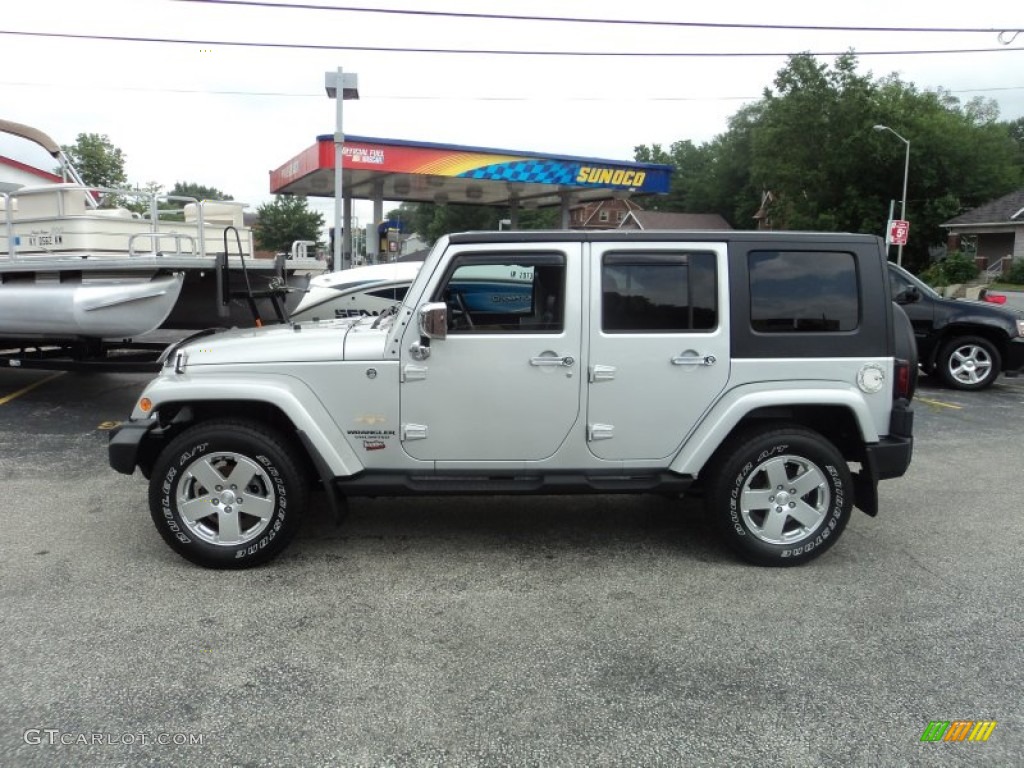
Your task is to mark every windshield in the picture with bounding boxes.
[889,262,941,300]
[396,235,448,314]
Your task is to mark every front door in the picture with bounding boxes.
[586,242,731,460]
[399,243,583,462]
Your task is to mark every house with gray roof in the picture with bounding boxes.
[619,210,732,230]
[941,189,1024,271]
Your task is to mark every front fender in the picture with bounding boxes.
[131,372,364,477]
[108,420,157,475]
[670,381,879,476]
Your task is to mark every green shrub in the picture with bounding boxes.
[918,263,946,287]
[940,251,980,283]
[1004,259,1024,285]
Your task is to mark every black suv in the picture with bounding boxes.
[889,262,1024,390]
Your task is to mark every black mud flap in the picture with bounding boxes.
[296,429,350,526]
[852,468,879,517]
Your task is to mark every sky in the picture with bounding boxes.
[1,0,1022,229]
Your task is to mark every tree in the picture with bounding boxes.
[168,181,233,203]
[123,181,164,215]
[153,182,235,220]
[60,133,128,189]
[1002,115,1024,176]
[634,53,1023,270]
[254,195,324,254]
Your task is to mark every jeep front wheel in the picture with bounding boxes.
[937,335,1000,390]
[148,420,308,568]
[707,427,852,566]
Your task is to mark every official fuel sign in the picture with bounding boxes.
[270,137,672,195]
[888,219,910,246]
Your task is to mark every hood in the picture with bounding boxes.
[173,317,388,367]
[956,297,1024,320]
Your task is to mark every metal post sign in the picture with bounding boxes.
[888,219,910,246]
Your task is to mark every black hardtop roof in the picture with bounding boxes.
[447,230,882,246]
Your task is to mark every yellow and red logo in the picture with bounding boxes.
[575,166,647,188]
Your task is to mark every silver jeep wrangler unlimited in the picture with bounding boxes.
[110,231,915,568]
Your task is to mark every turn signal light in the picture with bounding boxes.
[139,397,153,413]
[893,360,912,400]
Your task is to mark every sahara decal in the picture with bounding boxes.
[346,429,396,452]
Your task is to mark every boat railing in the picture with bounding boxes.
[1,184,252,262]
[128,232,198,258]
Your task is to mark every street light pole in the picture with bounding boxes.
[325,68,360,272]
[873,124,910,267]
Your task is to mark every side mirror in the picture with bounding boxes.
[895,286,920,304]
[418,302,448,340]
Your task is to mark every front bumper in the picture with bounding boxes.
[108,421,157,475]
[1002,337,1024,374]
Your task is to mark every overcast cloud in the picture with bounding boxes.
[2,0,1021,226]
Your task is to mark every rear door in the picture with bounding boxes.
[586,241,730,460]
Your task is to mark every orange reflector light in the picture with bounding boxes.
[139,397,153,412]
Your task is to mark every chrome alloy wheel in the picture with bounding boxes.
[945,343,993,386]
[739,454,830,545]
[176,452,276,546]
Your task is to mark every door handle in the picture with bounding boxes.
[530,355,575,367]
[671,354,717,367]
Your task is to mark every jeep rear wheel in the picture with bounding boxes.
[148,420,308,568]
[707,427,852,566]
[937,335,1000,390]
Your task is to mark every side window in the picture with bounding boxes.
[889,271,914,302]
[601,251,717,333]
[366,286,409,302]
[748,250,859,333]
[432,253,565,334]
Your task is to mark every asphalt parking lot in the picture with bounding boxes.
[0,367,1021,767]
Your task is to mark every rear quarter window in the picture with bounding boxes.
[748,250,859,333]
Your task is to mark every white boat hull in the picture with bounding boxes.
[290,261,423,322]
[1,120,325,346]
[0,273,185,338]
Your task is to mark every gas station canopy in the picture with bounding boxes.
[269,135,672,209]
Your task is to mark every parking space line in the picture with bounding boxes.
[917,396,962,410]
[0,372,66,405]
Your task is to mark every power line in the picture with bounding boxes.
[170,0,1022,37]
[0,80,755,100]
[3,79,1022,102]
[1,29,1022,57]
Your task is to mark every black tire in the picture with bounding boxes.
[148,420,308,568]
[936,335,1001,391]
[706,426,852,566]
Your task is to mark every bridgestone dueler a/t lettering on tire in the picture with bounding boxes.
[707,427,853,566]
[148,420,307,569]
